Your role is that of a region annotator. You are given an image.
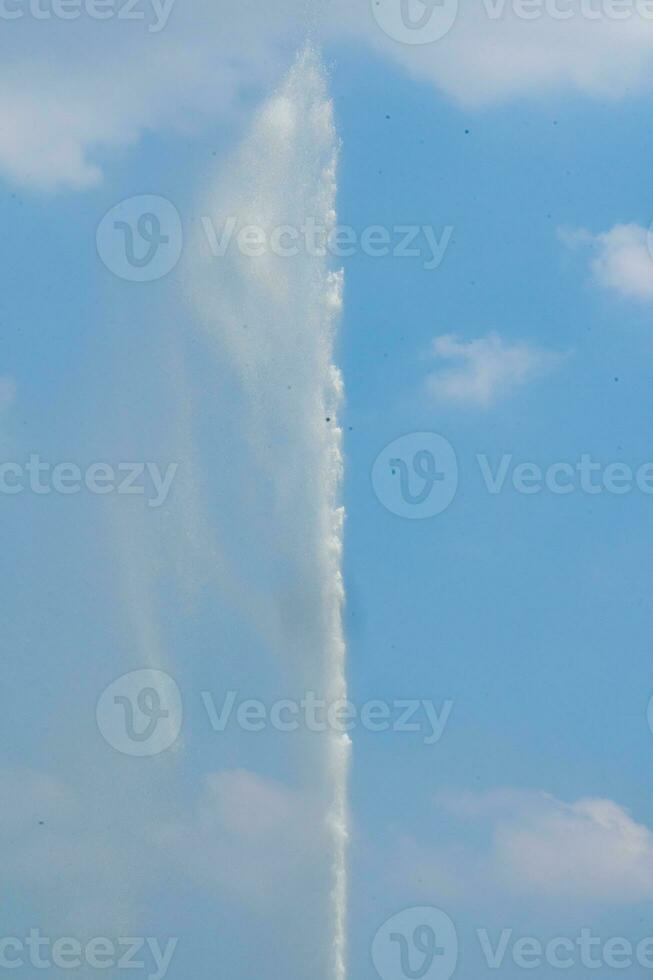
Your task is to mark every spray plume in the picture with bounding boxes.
[189,45,349,980]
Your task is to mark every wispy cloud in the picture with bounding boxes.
[394,789,653,905]
[425,333,564,409]
[371,4,653,106]
[0,766,323,936]
[6,3,653,189]
[563,223,653,301]
[155,770,324,906]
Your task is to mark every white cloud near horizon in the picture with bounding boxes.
[7,1,653,189]
[563,223,653,301]
[426,333,563,408]
[395,788,653,905]
[154,770,325,906]
[0,766,324,936]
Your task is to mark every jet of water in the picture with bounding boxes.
[188,45,350,980]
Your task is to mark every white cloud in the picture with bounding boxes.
[396,789,653,905]
[154,770,325,906]
[495,794,653,902]
[0,767,152,936]
[565,223,653,300]
[6,2,653,189]
[0,766,324,934]
[426,333,563,408]
[365,3,653,106]
[0,3,309,190]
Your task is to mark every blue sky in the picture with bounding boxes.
[2,4,653,980]
[337,44,653,977]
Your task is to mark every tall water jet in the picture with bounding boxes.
[189,46,349,980]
